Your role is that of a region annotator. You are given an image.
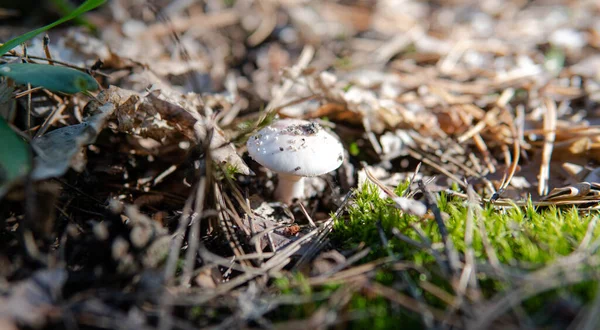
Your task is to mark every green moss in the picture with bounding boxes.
[269,181,599,328]
[349,142,360,157]
[336,182,598,265]
[326,182,599,327]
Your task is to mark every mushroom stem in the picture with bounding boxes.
[274,173,304,204]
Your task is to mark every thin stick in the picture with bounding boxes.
[34,103,67,139]
[43,34,54,66]
[180,177,207,286]
[538,99,557,196]
[418,180,460,276]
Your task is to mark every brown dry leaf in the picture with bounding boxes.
[103,86,250,175]
[102,86,188,142]
[140,91,200,141]
[31,102,115,180]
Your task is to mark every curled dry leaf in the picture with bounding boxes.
[194,117,251,175]
[101,86,183,142]
[31,102,115,180]
[140,91,200,141]
[102,86,250,175]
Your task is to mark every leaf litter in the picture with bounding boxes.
[1,0,600,329]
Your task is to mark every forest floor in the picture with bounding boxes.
[2,1,600,329]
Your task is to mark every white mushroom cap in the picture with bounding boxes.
[247,119,344,177]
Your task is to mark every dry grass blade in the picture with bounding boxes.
[539,99,557,196]
[458,107,500,144]
[294,191,354,269]
[180,177,207,286]
[158,194,194,330]
[406,148,468,188]
[273,282,359,330]
[418,180,460,277]
[470,259,600,329]
[308,257,395,286]
[497,108,521,194]
[311,247,371,279]
[577,216,599,252]
[367,282,462,327]
[568,284,600,330]
[4,1,600,328]
[455,186,481,314]
[173,202,349,307]
[215,183,248,265]
[471,232,600,329]
[362,162,427,216]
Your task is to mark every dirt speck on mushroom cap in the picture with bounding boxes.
[247,119,344,177]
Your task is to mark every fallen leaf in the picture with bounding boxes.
[195,117,251,175]
[103,86,250,174]
[31,102,115,180]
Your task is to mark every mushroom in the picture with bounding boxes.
[247,119,344,204]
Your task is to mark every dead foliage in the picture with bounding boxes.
[1,0,600,329]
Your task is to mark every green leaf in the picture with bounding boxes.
[50,0,97,31]
[0,117,31,197]
[0,0,106,56]
[0,63,99,94]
